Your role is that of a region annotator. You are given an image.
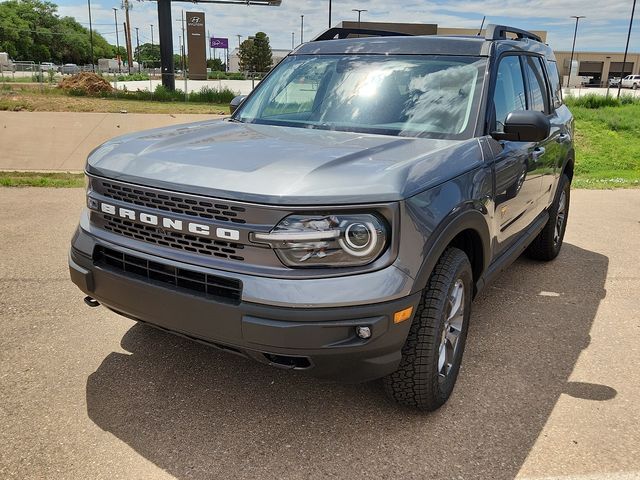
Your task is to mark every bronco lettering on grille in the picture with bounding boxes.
[97,202,240,241]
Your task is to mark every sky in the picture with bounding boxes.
[53,0,639,58]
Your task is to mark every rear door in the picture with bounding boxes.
[522,55,567,206]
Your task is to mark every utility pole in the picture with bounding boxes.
[300,15,304,44]
[618,0,636,99]
[328,0,332,28]
[112,8,121,74]
[87,0,95,71]
[566,15,585,88]
[123,22,130,73]
[291,32,294,50]
[123,0,134,74]
[135,27,140,73]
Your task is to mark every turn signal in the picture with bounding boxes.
[393,306,414,324]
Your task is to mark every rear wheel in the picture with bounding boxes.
[383,248,472,411]
[526,173,571,261]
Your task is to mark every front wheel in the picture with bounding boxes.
[383,248,472,411]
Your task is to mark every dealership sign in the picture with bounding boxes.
[210,37,229,49]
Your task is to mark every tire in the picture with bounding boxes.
[526,173,571,261]
[633,83,638,90]
[383,247,473,411]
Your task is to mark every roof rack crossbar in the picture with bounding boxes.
[313,27,413,42]
[485,24,542,43]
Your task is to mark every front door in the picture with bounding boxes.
[489,54,543,255]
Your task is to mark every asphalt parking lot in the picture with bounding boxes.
[1,187,639,480]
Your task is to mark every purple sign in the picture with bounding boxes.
[210,37,229,49]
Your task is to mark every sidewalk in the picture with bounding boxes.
[0,111,220,171]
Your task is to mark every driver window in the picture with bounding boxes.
[493,56,526,132]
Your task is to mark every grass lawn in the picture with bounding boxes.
[0,88,230,115]
[0,171,84,188]
[569,99,640,189]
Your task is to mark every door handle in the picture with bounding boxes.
[531,147,545,160]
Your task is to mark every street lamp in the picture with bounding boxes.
[352,8,367,28]
[291,32,295,50]
[566,15,585,88]
[328,0,332,28]
[300,15,304,44]
[112,8,122,74]
[618,0,636,99]
[87,0,95,71]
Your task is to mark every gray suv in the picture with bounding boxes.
[70,25,574,410]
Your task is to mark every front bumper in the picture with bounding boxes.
[69,228,420,383]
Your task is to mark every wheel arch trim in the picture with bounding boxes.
[411,207,491,296]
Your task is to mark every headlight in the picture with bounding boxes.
[252,214,388,267]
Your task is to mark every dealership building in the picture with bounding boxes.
[229,22,639,86]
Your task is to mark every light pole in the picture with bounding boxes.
[328,0,332,28]
[300,15,304,44]
[150,24,154,69]
[291,32,295,50]
[566,15,585,88]
[618,0,636,99]
[87,0,95,71]
[113,8,121,74]
[352,8,367,28]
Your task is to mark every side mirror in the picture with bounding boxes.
[491,110,550,142]
[229,95,247,114]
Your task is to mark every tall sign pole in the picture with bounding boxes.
[157,0,174,90]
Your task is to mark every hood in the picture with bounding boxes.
[87,119,483,205]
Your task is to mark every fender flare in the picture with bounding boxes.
[411,207,491,295]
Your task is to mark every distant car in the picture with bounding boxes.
[609,77,621,87]
[621,75,640,90]
[61,63,80,75]
[40,62,56,71]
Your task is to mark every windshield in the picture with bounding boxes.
[234,54,486,139]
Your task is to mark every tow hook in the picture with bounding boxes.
[84,296,100,308]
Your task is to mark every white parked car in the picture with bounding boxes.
[621,75,640,89]
[40,62,56,71]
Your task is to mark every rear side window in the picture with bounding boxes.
[546,61,563,109]
[523,56,549,114]
[493,56,526,132]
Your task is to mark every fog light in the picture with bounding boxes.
[355,326,372,339]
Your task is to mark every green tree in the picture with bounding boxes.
[207,58,225,71]
[252,32,272,73]
[135,42,160,68]
[238,32,272,73]
[0,0,113,64]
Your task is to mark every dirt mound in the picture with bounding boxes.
[59,72,113,95]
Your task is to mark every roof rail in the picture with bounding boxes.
[485,24,542,43]
[313,27,413,42]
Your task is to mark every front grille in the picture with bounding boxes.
[98,180,247,224]
[101,214,245,261]
[95,246,242,303]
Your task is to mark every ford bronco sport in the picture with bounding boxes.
[70,25,574,410]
